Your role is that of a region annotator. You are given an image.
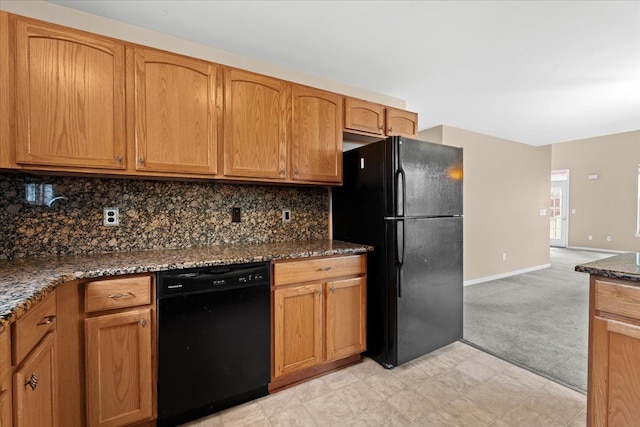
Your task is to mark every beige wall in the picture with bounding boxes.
[551,130,640,252]
[420,126,552,283]
[0,0,403,109]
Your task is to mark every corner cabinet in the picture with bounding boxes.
[290,86,343,184]
[10,291,58,427]
[223,68,289,180]
[588,277,640,426]
[13,16,127,170]
[129,47,218,175]
[0,327,12,427]
[271,254,366,391]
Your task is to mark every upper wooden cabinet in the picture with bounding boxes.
[130,47,218,175]
[344,97,385,136]
[291,86,342,183]
[14,17,126,170]
[223,68,289,180]
[344,97,418,139]
[386,107,418,138]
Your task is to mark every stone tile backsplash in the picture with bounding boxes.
[0,173,329,260]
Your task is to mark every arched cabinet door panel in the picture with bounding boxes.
[15,17,126,170]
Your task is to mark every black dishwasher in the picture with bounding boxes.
[157,262,270,427]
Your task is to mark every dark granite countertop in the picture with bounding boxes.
[0,240,373,329]
[575,252,640,282]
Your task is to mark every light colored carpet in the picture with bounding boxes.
[463,248,614,392]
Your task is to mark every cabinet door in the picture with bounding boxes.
[14,18,126,170]
[326,277,366,361]
[85,308,153,427]
[590,316,640,426]
[13,332,57,427]
[0,328,11,427]
[344,97,385,136]
[386,107,418,138]
[291,86,342,183]
[223,68,289,179]
[132,47,217,175]
[274,283,323,378]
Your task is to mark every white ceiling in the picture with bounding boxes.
[48,0,640,146]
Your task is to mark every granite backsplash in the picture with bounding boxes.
[0,173,329,260]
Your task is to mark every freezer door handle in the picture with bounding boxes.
[396,219,405,298]
[395,139,406,217]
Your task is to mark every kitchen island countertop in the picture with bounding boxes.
[0,240,372,329]
[575,252,640,282]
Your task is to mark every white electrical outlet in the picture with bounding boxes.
[502,253,507,261]
[588,235,593,241]
[103,207,119,226]
[607,236,612,241]
[282,209,291,224]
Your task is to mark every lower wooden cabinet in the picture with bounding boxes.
[85,308,153,427]
[272,254,366,389]
[0,327,12,427]
[588,277,640,426]
[12,332,57,427]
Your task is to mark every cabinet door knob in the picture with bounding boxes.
[280,169,285,175]
[37,315,56,326]
[116,155,123,164]
[140,318,147,327]
[317,289,323,297]
[25,374,38,391]
[139,157,145,166]
[330,285,335,293]
[388,127,393,133]
[379,124,384,131]
[294,168,299,176]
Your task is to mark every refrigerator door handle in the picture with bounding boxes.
[396,219,405,298]
[396,168,406,217]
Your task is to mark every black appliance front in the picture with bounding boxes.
[333,136,463,368]
[156,262,271,427]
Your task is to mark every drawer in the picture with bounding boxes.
[85,275,152,313]
[12,291,56,365]
[595,279,640,320]
[274,255,365,286]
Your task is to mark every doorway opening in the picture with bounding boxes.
[550,170,569,247]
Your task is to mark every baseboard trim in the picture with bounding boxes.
[566,246,628,254]
[464,263,551,287]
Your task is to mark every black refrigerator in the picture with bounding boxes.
[332,136,463,368]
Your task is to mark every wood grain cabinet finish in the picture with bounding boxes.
[130,47,218,175]
[325,277,366,361]
[0,328,12,427]
[272,255,367,387]
[14,17,126,170]
[223,68,289,180]
[13,332,57,427]
[290,86,342,183]
[385,107,418,138]
[273,283,323,378]
[85,308,153,427]
[344,97,385,136]
[589,277,640,426]
[12,292,57,366]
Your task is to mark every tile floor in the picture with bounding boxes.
[182,341,586,427]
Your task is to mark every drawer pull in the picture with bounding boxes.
[108,292,133,299]
[37,315,56,326]
[317,267,332,272]
[25,374,38,391]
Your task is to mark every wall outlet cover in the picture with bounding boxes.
[103,207,119,226]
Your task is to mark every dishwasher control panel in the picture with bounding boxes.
[157,262,270,298]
